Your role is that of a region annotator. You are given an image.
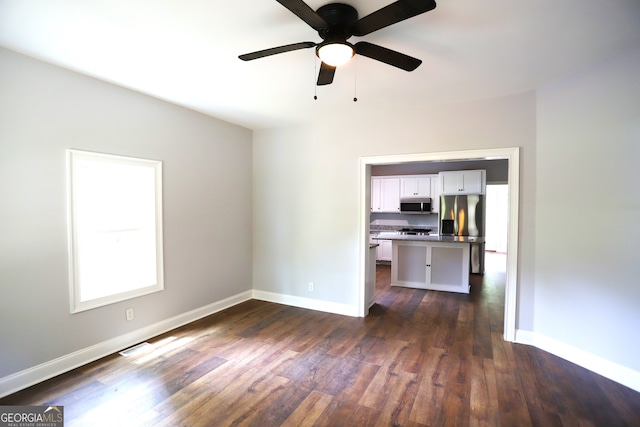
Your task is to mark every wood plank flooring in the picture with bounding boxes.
[2,253,640,426]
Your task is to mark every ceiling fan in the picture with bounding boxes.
[239,0,437,86]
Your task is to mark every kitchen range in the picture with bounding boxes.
[370,170,486,294]
[397,227,432,235]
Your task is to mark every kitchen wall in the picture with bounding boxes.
[369,213,440,229]
[372,159,509,183]
[0,48,253,382]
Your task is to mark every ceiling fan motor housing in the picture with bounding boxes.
[316,3,358,41]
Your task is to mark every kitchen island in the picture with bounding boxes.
[372,232,484,294]
[367,244,379,310]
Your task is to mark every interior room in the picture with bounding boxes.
[1,0,639,424]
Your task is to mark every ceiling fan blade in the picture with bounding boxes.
[355,41,422,71]
[239,41,316,61]
[276,0,328,31]
[317,62,336,86]
[350,0,437,37]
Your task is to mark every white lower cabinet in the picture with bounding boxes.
[377,240,393,261]
[391,241,470,293]
[366,245,377,311]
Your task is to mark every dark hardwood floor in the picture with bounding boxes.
[3,253,640,426]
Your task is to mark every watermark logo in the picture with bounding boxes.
[0,405,64,427]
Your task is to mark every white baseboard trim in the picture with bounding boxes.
[515,329,640,393]
[0,290,253,399]
[252,290,360,317]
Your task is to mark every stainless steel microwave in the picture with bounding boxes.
[399,198,431,214]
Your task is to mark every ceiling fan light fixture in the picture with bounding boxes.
[317,41,354,67]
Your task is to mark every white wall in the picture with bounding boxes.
[0,48,253,381]
[253,49,640,388]
[535,48,640,373]
[253,92,537,324]
[3,40,638,396]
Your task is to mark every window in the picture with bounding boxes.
[67,150,164,313]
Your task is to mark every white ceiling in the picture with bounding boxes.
[1,0,639,130]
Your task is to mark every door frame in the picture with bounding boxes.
[359,147,520,342]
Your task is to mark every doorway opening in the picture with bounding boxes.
[485,184,509,273]
[486,184,509,255]
[359,148,520,342]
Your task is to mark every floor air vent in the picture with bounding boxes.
[119,342,152,357]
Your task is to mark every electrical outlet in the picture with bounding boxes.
[308,282,314,292]
[125,308,134,322]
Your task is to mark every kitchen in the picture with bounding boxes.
[367,159,508,308]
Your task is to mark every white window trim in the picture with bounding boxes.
[67,149,164,313]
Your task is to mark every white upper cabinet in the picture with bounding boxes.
[371,177,381,211]
[400,176,432,198]
[439,170,486,195]
[373,174,443,213]
[430,174,440,213]
[371,177,400,212]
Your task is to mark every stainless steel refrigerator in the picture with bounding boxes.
[439,194,485,273]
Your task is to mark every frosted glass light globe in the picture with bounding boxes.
[317,43,354,67]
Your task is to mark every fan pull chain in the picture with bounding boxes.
[314,54,318,100]
[353,55,358,102]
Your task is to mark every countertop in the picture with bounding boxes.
[369,220,436,234]
[372,232,485,244]
[370,226,435,233]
